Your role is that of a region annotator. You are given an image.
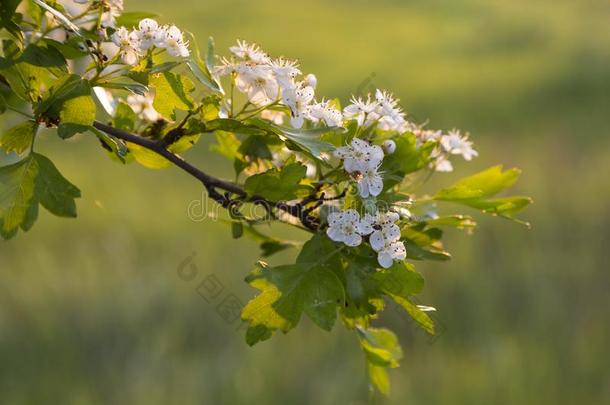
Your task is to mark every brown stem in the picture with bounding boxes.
[92,121,320,231]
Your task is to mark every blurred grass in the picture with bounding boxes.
[1,0,610,403]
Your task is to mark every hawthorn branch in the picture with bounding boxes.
[92,121,322,230]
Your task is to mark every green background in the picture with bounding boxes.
[1,0,610,403]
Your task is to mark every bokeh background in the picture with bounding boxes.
[2,0,610,403]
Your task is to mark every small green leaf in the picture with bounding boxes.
[250,118,339,160]
[0,120,38,155]
[19,43,67,69]
[115,12,158,28]
[33,153,80,217]
[58,91,96,138]
[435,165,521,201]
[113,102,137,132]
[0,155,38,238]
[149,71,195,119]
[244,162,307,201]
[357,326,403,396]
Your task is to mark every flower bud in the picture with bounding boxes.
[383,139,396,154]
[304,73,317,89]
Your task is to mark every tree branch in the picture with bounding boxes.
[92,121,321,231]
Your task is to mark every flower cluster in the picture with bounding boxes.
[111,18,190,65]
[334,138,386,198]
[326,210,406,268]
[342,89,408,133]
[412,127,478,172]
[213,40,342,128]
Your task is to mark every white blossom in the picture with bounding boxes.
[270,58,301,89]
[440,129,478,161]
[307,100,343,127]
[357,165,384,198]
[326,209,372,247]
[101,0,124,27]
[281,82,314,128]
[111,27,140,65]
[343,95,380,127]
[127,93,160,121]
[157,25,189,57]
[376,240,407,268]
[367,211,405,268]
[235,64,279,106]
[135,18,159,50]
[230,40,270,64]
[334,138,384,173]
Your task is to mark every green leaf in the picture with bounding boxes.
[95,80,148,95]
[0,93,6,115]
[391,295,435,335]
[244,162,307,201]
[186,60,221,93]
[33,153,80,217]
[128,143,171,169]
[0,120,38,155]
[149,71,195,119]
[242,235,344,344]
[371,261,425,298]
[206,119,267,136]
[0,61,49,102]
[19,43,67,69]
[58,91,96,138]
[434,166,532,222]
[382,133,435,188]
[424,215,477,229]
[41,38,89,59]
[113,102,137,132]
[250,119,339,160]
[435,165,521,201]
[0,155,38,238]
[357,326,403,396]
[115,12,158,28]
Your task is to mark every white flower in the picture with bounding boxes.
[126,93,160,121]
[230,40,270,64]
[235,64,279,106]
[383,139,396,154]
[357,165,384,198]
[326,209,372,247]
[307,100,343,127]
[135,18,159,50]
[282,83,314,128]
[343,95,380,127]
[433,154,453,172]
[270,58,301,88]
[157,25,189,57]
[440,129,478,161]
[101,0,123,27]
[375,89,407,131]
[111,27,140,65]
[376,240,407,268]
[365,211,405,268]
[334,138,384,173]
